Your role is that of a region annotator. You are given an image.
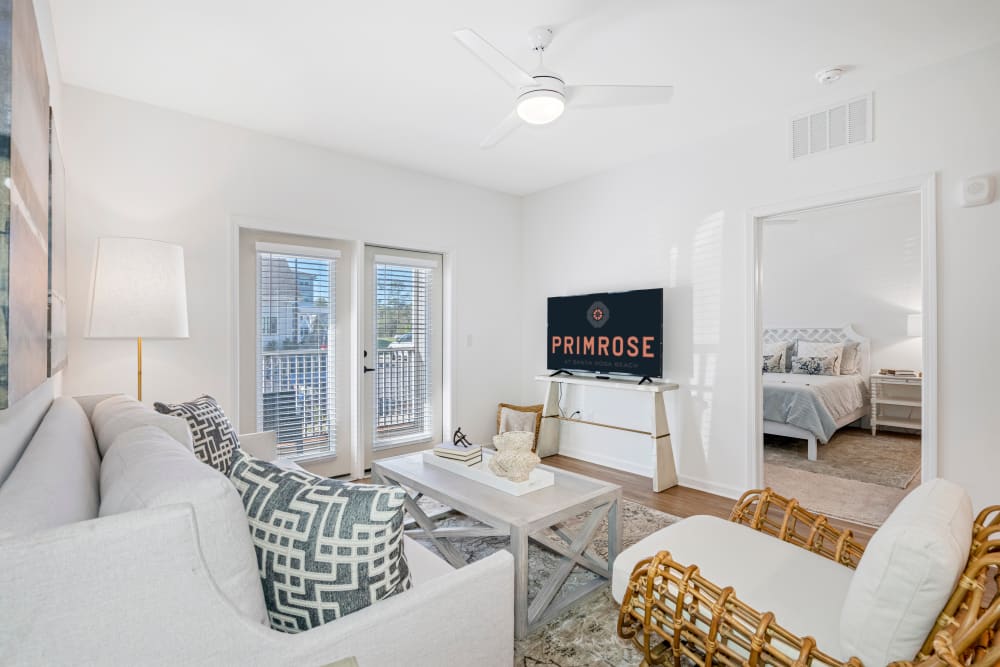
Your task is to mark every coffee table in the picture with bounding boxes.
[372,452,622,639]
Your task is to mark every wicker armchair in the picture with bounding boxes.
[617,488,1000,667]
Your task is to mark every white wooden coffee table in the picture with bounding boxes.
[372,452,623,639]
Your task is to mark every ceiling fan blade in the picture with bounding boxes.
[453,29,536,89]
[480,111,523,149]
[566,85,674,109]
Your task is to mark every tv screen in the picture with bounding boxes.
[547,288,663,378]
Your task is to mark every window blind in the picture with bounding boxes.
[373,260,434,448]
[256,248,336,460]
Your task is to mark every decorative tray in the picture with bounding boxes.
[421,450,554,496]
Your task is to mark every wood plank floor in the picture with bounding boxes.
[542,454,877,544]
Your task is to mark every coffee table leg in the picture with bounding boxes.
[511,526,529,639]
[607,495,622,573]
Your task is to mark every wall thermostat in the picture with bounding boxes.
[960,174,995,207]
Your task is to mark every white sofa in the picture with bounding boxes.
[0,395,514,666]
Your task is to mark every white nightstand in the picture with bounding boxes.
[870,373,922,435]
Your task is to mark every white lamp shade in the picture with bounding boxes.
[88,237,189,339]
[906,313,922,338]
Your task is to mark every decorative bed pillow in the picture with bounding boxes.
[761,354,783,373]
[791,355,838,376]
[796,341,844,374]
[228,451,411,633]
[154,395,240,474]
[762,341,792,372]
[840,340,861,375]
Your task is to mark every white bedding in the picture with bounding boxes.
[763,373,868,421]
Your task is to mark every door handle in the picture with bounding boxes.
[363,349,375,373]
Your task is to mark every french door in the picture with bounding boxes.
[238,228,353,477]
[362,246,443,468]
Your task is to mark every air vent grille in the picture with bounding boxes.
[791,93,872,159]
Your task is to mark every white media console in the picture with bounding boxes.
[534,374,680,491]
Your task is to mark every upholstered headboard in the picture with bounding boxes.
[763,324,871,381]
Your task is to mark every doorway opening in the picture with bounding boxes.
[747,176,936,527]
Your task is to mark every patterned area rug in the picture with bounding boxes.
[412,498,678,667]
[764,427,920,489]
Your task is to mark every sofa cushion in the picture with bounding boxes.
[91,395,192,457]
[612,515,854,660]
[227,451,412,633]
[99,426,269,626]
[403,536,454,586]
[840,478,973,666]
[154,395,240,475]
[0,397,100,537]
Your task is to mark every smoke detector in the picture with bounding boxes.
[815,67,845,84]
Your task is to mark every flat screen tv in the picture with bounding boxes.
[547,288,663,379]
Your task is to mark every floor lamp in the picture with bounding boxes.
[88,238,189,401]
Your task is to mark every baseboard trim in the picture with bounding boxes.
[555,447,652,478]
[676,474,743,500]
[555,447,744,500]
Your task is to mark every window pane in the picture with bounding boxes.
[373,262,433,448]
[257,251,335,460]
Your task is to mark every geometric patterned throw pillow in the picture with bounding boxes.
[154,395,240,475]
[227,450,411,633]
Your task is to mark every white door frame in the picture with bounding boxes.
[745,173,938,489]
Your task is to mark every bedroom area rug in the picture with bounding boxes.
[764,463,918,527]
[764,427,921,526]
[764,427,921,488]
[412,498,678,667]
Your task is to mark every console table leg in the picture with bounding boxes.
[651,392,678,491]
[536,381,561,458]
[511,527,530,639]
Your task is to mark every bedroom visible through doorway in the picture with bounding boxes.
[757,191,924,527]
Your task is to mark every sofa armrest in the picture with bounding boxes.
[240,430,278,461]
[618,549,861,667]
[729,487,866,569]
[0,503,515,666]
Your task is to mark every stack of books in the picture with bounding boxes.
[433,441,483,467]
[880,368,921,378]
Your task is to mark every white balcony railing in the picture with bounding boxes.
[374,347,425,442]
[260,347,424,456]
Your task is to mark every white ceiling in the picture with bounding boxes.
[47,0,1000,195]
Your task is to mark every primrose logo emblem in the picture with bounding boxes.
[586,300,610,329]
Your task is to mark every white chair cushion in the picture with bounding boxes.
[840,478,973,666]
[91,395,193,457]
[612,515,854,660]
[99,426,268,626]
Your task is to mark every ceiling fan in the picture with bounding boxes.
[453,25,674,148]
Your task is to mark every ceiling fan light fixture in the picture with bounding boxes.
[516,89,565,125]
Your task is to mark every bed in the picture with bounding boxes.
[762,325,870,461]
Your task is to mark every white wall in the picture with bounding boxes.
[519,43,1000,508]
[59,85,523,454]
[762,193,922,371]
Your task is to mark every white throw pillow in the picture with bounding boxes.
[91,395,193,457]
[99,426,269,626]
[840,341,862,375]
[796,341,844,375]
[839,479,973,665]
